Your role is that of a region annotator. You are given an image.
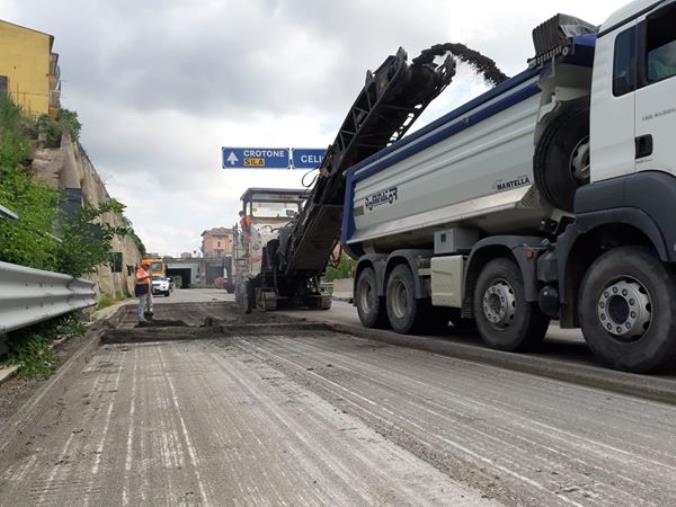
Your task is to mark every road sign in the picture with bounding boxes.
[222,147,290,169]
[291,148,326,169]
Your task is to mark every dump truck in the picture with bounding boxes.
[242,0,676,372]
[344,0,676,372]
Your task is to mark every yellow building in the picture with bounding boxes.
[0,19,60,118]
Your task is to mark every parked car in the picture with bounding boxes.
[151,275,171,297]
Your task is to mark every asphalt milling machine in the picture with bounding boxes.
[236,43,507,312]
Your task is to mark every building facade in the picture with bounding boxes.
[201,227,234,258]
[0,19,60,118]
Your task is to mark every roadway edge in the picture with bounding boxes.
[0,304,127,459]
[296,318,676,406]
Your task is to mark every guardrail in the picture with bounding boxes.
[0,261,96,334]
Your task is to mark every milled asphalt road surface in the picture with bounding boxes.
[2,289,676,506]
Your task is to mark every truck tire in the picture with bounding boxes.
[473,258,549,351]
[533,99,590,212]
[356,267,388,328]
[386,264,426,334]
[578,246,676,373]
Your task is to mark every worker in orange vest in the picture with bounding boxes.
[135,260,154,322]
[239,210,253,258]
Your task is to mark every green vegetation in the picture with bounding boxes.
[56,199,130,277]
[0,97,141,379]
[0,96,134,276]
[6,313,86,379]
[0,95,60,269]
[58,109,82,141]
[36,108,82,148]
[96,291,128,311]
[325,255,356,282]
[122,215,147,256]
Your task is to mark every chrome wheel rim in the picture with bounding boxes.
[482,280,517,329]
[597,277,652,341]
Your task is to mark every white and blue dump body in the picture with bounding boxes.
[341,35,596,258]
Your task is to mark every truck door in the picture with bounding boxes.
[590,25,637,181]
[634,3,676,175]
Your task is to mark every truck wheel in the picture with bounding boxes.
[473,258,549,351]
[579,246,676,373]
[356,267,388,328]
[533,99,590,212]
[386,264,425,334]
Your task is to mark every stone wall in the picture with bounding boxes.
[31,133,142,298]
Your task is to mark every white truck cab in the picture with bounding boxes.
[592,0,676,181]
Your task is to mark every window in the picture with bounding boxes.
[251,201,301,218]
[0,76,7,96]
[614,27,637,96]
[110,252,123,273]
[217,240,221,247]
[645,5,676,84]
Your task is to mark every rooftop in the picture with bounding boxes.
[0,19,54,49]
[201,227,233,237]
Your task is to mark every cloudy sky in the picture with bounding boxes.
[4,0,619,256]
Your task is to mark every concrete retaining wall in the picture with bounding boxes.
[332,277,354,303]
[31,134,142,298]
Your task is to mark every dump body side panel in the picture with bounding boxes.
[344,69,547,254]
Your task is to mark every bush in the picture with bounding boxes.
[1,96,134,275]
[0,95,32,165]
[36,108,82,148]
[59,109,81,141]
[0,96,60,270]
[96,291,127,310]
[6,313,86,379]
[56,199,130,277]
[325,255,356,282]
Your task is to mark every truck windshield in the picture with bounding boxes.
[250,201,300,218]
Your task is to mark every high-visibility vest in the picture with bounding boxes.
[135,267,150,285]
[240,215,253,230]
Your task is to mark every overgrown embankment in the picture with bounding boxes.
[0,96,141,375]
